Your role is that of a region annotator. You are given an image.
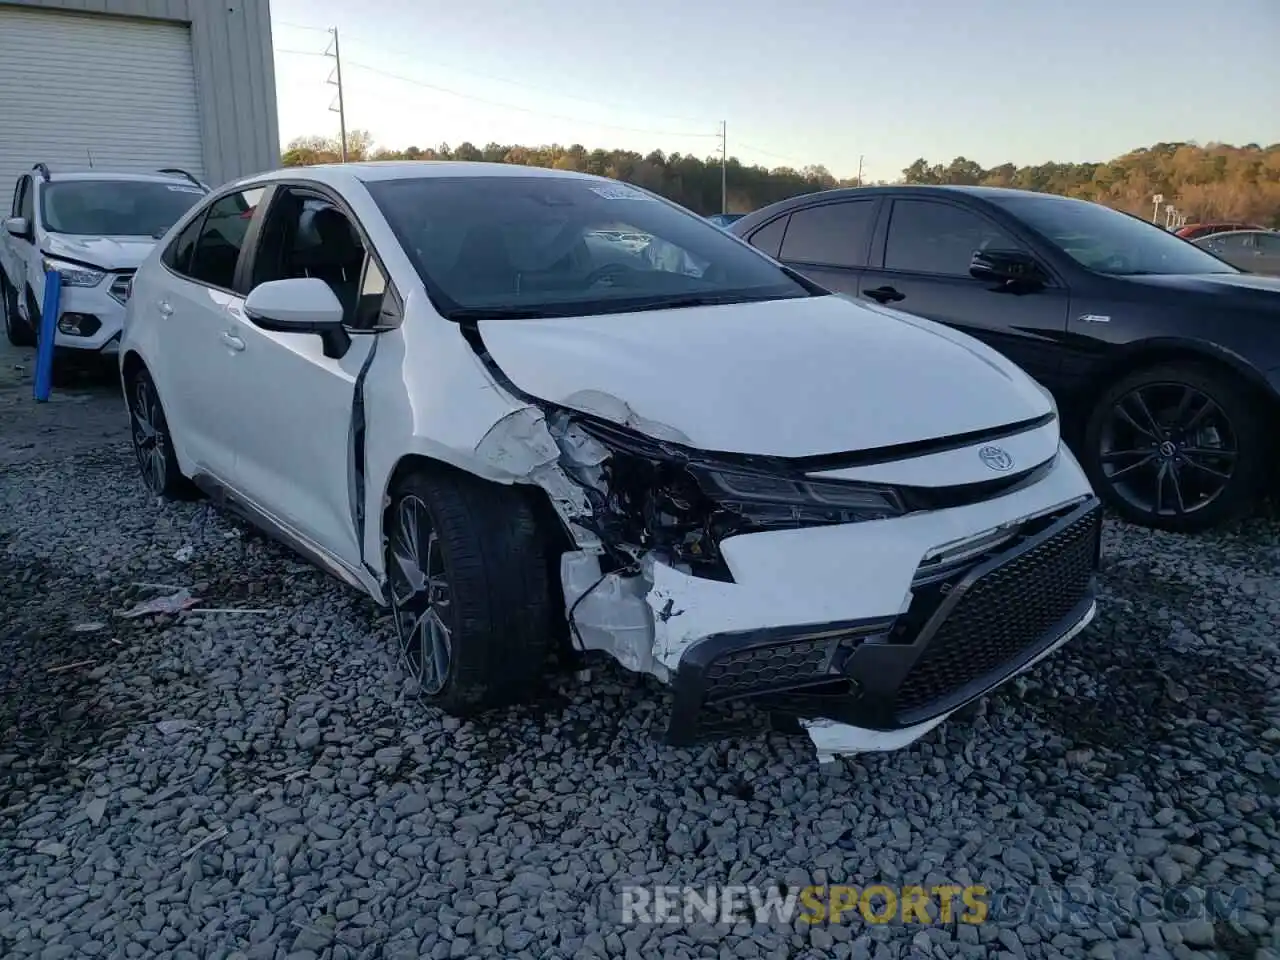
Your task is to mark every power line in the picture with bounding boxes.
[274,47,328,57]
[274,20,331,34]
[342,60,720,140]
[735,140,815,168]
[273,19,715,128]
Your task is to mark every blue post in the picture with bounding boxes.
[33,269,60,402]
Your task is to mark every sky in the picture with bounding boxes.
[269,0,1280,183]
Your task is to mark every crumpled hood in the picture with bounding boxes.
[477,294,1054,458]
[43,234,156,271]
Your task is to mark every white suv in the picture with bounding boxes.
[1,165,207,357]
[119,162,1101,759]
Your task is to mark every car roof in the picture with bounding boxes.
[238,161,615,191]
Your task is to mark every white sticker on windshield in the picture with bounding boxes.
[167,185,204,194]
[589,184,655,201]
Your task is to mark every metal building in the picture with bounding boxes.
[0,0,280,190]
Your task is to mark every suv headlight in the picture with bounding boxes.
[41,257,106,288]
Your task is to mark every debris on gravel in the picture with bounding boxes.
[2,433,1278,958]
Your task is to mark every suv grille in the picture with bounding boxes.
[895,506,1100,718]
[108,271,134,305]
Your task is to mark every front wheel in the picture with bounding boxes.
[2,276,33,347]
[385,466,554,715]
[1081,362,1269,532]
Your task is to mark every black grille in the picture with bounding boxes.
[704,634,856,701]
[895,506,1100,718]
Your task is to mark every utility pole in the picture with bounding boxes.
[856,155,864,186]
[326,27,348,162]
[719,121,727,215]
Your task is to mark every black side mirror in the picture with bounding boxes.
[970,248,1045,286]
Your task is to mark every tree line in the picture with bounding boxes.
[282,132,1280,226]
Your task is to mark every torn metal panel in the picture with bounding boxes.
[560,389,691,444]
[561,551,666,681]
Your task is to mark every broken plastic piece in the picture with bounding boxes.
[801,716,949,764]
[174,545,194,562]
[71,622,106,633]
[119,588,199,618]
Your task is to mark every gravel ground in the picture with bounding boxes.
[1,375,1278,960]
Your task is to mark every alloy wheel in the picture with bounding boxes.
[129,375,170,495]
[1098,382,1237,518]
[388,494,453,695]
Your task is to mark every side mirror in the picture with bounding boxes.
[244,278,351,358]
[970,248,1045,286]
[4,216,31,240]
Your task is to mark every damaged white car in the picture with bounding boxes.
[119,163,1101,758]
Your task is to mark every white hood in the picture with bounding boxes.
[43,234,156,271]
[477,294,1054,458]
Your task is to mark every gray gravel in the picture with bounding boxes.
[2,381,1279,960]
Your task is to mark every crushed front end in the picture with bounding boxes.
[478,399,1101,758]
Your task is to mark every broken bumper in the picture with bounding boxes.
[655,454,1102,748]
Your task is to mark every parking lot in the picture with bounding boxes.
[1,334,1278,960]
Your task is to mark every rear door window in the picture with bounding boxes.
[778,201,877,268]
[183,188,264,290]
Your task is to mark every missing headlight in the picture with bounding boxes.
[550,413,905,579]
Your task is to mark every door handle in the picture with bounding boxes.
[221,331,245,352]
[863,286,905,304]
[157,299,174,318]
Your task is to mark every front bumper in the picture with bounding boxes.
[651,443,1102,747]
[665,498,1100,744]
[36,276,130,353]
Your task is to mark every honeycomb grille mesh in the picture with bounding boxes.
[895,508,1100,717]
[704,635,850,700]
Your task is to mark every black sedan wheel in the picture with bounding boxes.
[1083,363,1268,532]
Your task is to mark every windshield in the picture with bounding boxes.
[40,180,206,237]
[992,194,1239,276]
[365,176,812,318]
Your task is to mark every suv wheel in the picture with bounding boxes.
[2,276,33,347]
[385,465,553,715]
[127,365,198,500]
[1082,362,1268,532]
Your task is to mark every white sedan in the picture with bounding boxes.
[118,162,1100,759]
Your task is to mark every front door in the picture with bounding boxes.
[223,186,391,571]
[859,197,1071,391]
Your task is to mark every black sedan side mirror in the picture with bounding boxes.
[970,248,1045,286]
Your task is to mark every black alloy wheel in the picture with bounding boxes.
[388,493,454,696]
[1084,363,1268,532]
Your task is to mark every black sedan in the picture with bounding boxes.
[730,186,1280,532]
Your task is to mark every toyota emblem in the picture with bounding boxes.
[978,445,1014,472]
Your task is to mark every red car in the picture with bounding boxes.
[1176,221,1264,241]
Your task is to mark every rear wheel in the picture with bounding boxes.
[1082,362,1268,532]
[2,276,33,347]
[385,465,553,715]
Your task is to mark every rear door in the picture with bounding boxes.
[150,185,265,482]
[859,196,1070,389]
[753,198,880,295]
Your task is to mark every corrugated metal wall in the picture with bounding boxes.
[0,0,280,186]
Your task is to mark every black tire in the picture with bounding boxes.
[1082,362,1269,532]
[125,365,199,500]
[385,465,553,715]
[2,276,33,347]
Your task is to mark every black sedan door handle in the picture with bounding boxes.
[863,285,905,304]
